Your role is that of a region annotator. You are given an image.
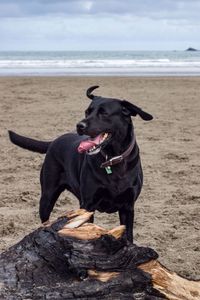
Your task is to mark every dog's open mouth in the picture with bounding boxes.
[78,133,111,155]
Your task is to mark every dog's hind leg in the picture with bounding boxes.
[40,186,65,223]
[39,155,65,223]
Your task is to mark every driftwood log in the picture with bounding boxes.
[0,209,199,300]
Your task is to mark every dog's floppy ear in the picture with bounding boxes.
[121,100,153,121]
[86,85,99,100]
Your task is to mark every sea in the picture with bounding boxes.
[0,50,200,76]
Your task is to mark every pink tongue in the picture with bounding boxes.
[78,134,102,153]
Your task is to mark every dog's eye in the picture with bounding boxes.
[98,108,108,116]
[122,107,130,116]
[85,109,92,117]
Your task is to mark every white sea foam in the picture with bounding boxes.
[1,58,200,68]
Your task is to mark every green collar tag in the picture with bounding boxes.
[105,166,112,174]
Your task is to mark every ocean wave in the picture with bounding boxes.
[1,59,200,69]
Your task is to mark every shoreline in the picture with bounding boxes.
[0,76,199,279]
[1,74,200,78]
[1,72,200,77]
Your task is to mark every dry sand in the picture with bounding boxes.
[0,76,199,279]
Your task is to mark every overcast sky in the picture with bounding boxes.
[0,0,200,51]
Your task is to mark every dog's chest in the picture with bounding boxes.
[82,176,135,213]
[95,185,134,213]
[104,175,131,196]
[80,158,142,213]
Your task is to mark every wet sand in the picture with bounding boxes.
[0,76,199,279]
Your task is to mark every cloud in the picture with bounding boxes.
[0,0,200,22]
[0,1,89,17]
[1,13,200,51]
[0,1,200,50]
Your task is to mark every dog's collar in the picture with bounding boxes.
[100,135,136,168]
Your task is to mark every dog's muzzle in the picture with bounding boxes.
[76,121,87,135]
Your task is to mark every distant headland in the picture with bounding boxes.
[186,47,198,51]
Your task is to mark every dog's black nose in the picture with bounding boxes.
[76,121,87,134]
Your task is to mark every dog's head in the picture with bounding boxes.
[77,86,153,155]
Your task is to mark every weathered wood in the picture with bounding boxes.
[139,260,200,300]
[0,209,199,300]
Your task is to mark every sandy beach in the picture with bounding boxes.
[0,76,199,279]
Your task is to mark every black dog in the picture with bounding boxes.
[9,86,153,242]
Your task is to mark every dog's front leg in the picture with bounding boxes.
[88,215,94,223]
[79,200,94,223]
[118,208,134,243]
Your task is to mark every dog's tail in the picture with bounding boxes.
[8,131,51,154]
